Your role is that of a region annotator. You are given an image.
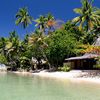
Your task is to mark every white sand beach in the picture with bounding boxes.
[32,70,100,84]
[10,70,100,84]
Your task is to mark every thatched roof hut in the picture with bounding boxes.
[64,37,100,69]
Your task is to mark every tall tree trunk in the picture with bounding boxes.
[40,47,51,69]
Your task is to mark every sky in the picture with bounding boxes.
[0,0,100,39]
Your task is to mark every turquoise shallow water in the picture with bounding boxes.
[0,72,100,100]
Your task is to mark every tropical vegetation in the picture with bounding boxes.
[0,0,100,71]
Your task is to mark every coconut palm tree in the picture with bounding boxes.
[46,13,55,34]
[34,15,46,35]
[0,37,7,57]
[6,31,21,69]
[46,13,55,27]
[29,30,51,69]
[34,13,55,35]
[72,0,100,31]
[15,7,33,29]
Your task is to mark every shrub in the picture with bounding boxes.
[94,57,100,69]
[19,56,31,71]
[58,65,71,72]
[0,54,7,64]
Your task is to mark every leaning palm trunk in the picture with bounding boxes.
[39,25,45,36]
[40,47,51,69]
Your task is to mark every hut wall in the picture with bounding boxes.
[64,58,96,70]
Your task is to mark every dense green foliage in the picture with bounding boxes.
[45,29,79,67]
[0,54,7,64]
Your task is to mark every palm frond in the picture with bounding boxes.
[73,8,83,14]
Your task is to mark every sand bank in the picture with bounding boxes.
[11,70,100,84]
[32,70,100,84]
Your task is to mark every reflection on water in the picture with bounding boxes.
[0,72,100,100]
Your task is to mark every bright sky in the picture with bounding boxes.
[0,0,100,39]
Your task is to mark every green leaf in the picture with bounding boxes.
[73,8,82,14]
[72,17,80,23]
[15,18,22,25]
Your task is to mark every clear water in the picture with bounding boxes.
[0,72,100,100]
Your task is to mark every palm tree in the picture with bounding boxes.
[29,30,51,69]
[6,31,21,68]
[0,37,7,56]
[34,15,46,35]
[15,7,33,29]
[46,13,55,33]
[72,0,100,31]
[46,13,55,27]
[34,13,55,35]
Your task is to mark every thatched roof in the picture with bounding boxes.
[65,37,100,61]
[65,54,99,61]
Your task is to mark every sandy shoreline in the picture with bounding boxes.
[31,70,100,84]
[11,70,100,84]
